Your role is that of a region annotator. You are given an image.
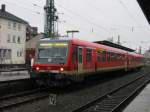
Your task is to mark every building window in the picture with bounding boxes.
[5,50,11,59]
[7,50,11,59]
[20,50,23,57]
[18,24,21,31]
[17,51,19,57]
[0,49,2,59]
[7,34,11,43]
[17,36,21,43]
[0,49,11,60]
[13,22,16,30]
[8,21,11,29]
[17,50,23,57]
[13,35,16,43]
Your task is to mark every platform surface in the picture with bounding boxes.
[0,70,30,81]
[124,83,150,112]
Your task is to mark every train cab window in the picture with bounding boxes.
[97,51,101,62]
[86,49,92,62]
[102,51,106,62]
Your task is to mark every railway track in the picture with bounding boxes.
[0,79,38,97]
[0,67,149,112]
[73,70,150,112]
[0,87,50,110]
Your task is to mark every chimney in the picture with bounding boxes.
[1,4,5,12]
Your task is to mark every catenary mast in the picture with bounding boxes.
[44,0,58,38]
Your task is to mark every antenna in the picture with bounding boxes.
[44,0,58,38]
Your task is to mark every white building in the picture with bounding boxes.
[0,4,28,65]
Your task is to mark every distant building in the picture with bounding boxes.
[144,49,150,64]
[26,33,44,49]
[144,50,150,58]
[26,25,38,41]
[0,4,28,65]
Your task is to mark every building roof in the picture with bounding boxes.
[0,5,28,24]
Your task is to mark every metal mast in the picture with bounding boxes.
[44,0,58,38]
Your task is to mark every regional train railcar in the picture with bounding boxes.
[32,38,144,82]
[126,52,144,70]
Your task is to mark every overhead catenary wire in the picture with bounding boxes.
[116,0,150,35]
[4,0,148,30]
[0,0,44,15]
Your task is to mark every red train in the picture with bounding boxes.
[31,38,144,85]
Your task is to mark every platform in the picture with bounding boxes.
[124,83,150,112]
[0,70,30,81]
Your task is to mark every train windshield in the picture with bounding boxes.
[38,47,68,58]
[37,42,69,64]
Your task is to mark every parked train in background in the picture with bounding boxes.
[31,38,144,85]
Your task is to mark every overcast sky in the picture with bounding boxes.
[0,0,150,52]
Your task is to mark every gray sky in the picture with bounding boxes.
[0,0,150,52]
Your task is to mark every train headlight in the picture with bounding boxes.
[36,67,40,71]
[60,67,64,72]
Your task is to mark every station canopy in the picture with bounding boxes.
[137,0,150,24]
[94,40,135,52]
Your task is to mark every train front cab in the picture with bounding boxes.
[31,40,72,80]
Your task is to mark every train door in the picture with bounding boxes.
[78,47,83,74]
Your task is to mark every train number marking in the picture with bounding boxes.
[49,94,57,105]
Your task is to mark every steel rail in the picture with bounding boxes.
[0,87,50,110]
[73,71,150,112]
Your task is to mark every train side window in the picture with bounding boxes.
[111,52,114,61]
[86,49,92,62]
[107,52,110,62]
[113,53,116,61]
[97,51,101,62]
[112,53,115,61]
[78,48,83,63]
[102,51,106,62]
[115,53,117,61]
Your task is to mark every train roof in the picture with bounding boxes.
[39,38,143,57]
[70,39,127,54]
